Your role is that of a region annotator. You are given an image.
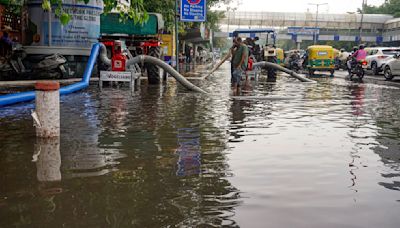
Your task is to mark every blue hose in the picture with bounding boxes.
[0,43,101,107]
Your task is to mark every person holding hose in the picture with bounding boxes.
[231,37,249,93]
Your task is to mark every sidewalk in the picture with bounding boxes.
[179,62,214,78]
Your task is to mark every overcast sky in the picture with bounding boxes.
[220,0,385,13]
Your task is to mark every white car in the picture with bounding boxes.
[382,53,400,80]
[365,47,400,75]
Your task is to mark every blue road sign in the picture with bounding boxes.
[334,35,340,41]
[180,0,207,22]
[376,36,383,44]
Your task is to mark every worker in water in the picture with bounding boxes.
[231,37,249,93]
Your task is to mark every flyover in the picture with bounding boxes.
[215,11,399,44]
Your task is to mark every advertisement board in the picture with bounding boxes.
[287,27,319,36]
[26,0,103,48]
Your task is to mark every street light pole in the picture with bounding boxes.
[227,8,230,33]
[359,0,366,44]
[309,2,328,45]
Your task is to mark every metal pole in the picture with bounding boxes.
[48,7,52,46]
[227,9,230,33]
[175,0,179,70]
[309,3,328,45]
[359,0,365,44]
[315,5,318,45]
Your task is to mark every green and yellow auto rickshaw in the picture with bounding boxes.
[305,45,335,76]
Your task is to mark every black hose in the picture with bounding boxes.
[126,55,207,93]
[253,61,316,83]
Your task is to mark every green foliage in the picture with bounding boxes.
[144,0,231,32]
[361,0,400,17]
[38,0,149,25]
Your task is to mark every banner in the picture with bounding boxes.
[287,27,319,36]
[27,0,103,48]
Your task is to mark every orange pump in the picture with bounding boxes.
[111,41,126,71]
[247,57,254,71]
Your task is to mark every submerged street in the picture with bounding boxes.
[1,64,400,227]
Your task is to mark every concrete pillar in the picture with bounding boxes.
[296,42,301,50]
[34,137,61,182]
[34,81,60,138]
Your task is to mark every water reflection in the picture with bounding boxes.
[62,92,125,178]
[347,85,366,193]
[3,64,400,227]
[368,85,400,192]
[33,137,61,182]
[176,128,201,176]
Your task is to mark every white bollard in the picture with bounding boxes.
[34,81,60,138]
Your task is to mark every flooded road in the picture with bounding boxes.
[1,64,400,227]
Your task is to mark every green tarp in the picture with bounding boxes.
[100,13,159,36]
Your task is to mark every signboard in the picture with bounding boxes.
[334,35,340,41]
[180,0,207,22]
[99,70,141,92]
[27,0,103,48]
[100,71,132,82]
[161,34,175,65]
[287,27,319,36]
[376,36,383,44]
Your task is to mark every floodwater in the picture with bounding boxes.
[1,64,400,227]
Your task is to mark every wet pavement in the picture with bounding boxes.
[1,64,400,227]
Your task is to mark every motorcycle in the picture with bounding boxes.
[335,57,348,70]
[289,58,302,73]
[349,59,367,81]
[1,44,67,80]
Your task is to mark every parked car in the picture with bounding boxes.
[382,53,400,80]
[365,47,400,75]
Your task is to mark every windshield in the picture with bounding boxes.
[382,49,400,55]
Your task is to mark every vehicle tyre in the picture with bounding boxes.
[267,56,277,81]
[384,66,394,81]
[342,63,348,71]
[308,69,314,76]
[56,67,64,79]
[356,66,365,79]
[358,69,365,80]
[146,46,161,84]
[371,62,379,75]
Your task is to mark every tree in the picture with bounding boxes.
[144,0,232,32]
[7,0,149,25]
[361,0,400,17]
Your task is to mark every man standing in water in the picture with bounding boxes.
[231,37,248,93]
